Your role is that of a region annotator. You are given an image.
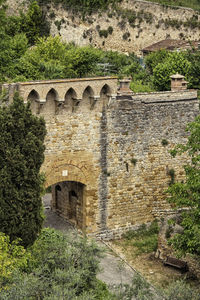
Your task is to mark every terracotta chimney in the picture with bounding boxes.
[170,73,188,91]
[118,78,133,95]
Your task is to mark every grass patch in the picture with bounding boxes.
[122,221,159,256]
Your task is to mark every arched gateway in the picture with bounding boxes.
[2,76,199,239]
[42,153,100,233]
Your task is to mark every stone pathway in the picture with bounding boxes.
[43,195,134,283]
[43,194,161,299]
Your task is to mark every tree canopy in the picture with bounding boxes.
[1,0,200,92]
[0,93,46,247]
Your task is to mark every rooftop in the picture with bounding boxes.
[141,39,200,54]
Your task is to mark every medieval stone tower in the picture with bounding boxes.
[2,76,199,239]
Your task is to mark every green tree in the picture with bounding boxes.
[0,93,46,247]
[167,115,200,256]
[66,45,101,77]
[153,51,191,91]
[145,49,169,74]
[186,50,200,90]
[20,1,50,45]
[0,33,28,82]
[0,0,6,30]
[14,36,75,81]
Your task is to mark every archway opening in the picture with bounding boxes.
[64,88,77,112]
[55,184,62,210]
[44,181,85,229]
[82,86,94,110]
[100,84,111,106]
[41,88,58,115]
[27,89,39,114]
[68,190,78,220]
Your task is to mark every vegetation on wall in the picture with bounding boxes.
[144,0,200,11]
[1,0,200,92]
[167,115,200,256]
[0,93,46,247]
[34,0,200,31]
[36,0,122,14]
[3,1,49,44]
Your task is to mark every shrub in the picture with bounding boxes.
[0,232,29,285]
[99,29,108,38]
[112,274,154,300]
[123,220,159,240]
[168,168,175,185]
[49,11,55,19]
[132,235,158,254]
[54,19,62,30]
[164,279,200,300]
[107,25,113,34]
[0,228,111,299]
[161,139,169,146]
[130,158,137,165]
[122,31,130,40]
[130,80,154,93]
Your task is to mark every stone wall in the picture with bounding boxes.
[38,86,199,237]
[6,0,200,55]
[94,90,199,238]
[49,0,200,55]
[2,79,199,238]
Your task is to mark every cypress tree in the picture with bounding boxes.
[0,92,46,247]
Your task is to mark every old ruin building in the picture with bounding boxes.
[2,75,199,239]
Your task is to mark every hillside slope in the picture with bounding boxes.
[7,0,200,55]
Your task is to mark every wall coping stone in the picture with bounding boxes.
[13,76,118,86]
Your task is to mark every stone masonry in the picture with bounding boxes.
[2,77,199,239]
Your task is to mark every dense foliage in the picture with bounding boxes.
[1,228,199,299]
[0,228,112,299]
[167,115,200,256]
[145,49,200,91]
[0,232,30,286]
[0,0,50,82]
[151,51,192,91]
[1,0,200,91]
[0,93,46,247]
[36,0,121,14]
[0,31,143,83]
[1,1,49,44]
[144,0,200,11]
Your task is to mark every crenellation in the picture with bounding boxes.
[1,76,199,239]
